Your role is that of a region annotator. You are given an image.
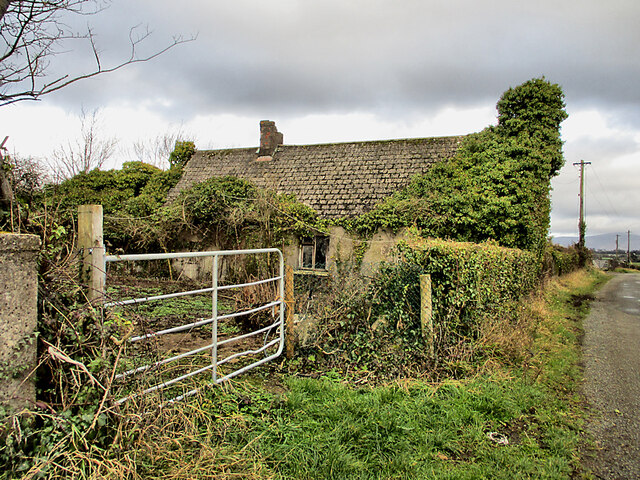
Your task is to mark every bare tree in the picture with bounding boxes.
[132,129,192,169]
[49,107,117,180]
[0,1,193,106]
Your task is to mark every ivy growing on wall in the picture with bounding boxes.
[305,236,543,380]
[157,175,327,250]
[373,239,540,346]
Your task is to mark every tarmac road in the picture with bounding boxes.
[582,272,640,479]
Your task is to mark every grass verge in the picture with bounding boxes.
[10,269,609,479]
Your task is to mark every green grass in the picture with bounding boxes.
[613,266,639,273]
[235,377,572,479]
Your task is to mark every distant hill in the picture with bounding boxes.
[551,233,640,251]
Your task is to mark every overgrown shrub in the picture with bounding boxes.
[153,175,327,252]
[168,140,195,169]
[546,243,588,276]
[299,238,540,381]
[372,239,539,350]
[45,162,181,216]
[343,78,567,256]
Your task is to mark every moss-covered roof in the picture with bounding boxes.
[168,136,465,219]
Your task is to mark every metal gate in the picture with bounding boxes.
[103,248,285,405]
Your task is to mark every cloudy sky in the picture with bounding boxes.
[2,0,639,245]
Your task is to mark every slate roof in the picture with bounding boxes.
[168,135,464,219]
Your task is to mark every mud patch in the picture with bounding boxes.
[570,293,594,308]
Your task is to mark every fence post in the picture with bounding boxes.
[420,274,434,358]
[285,265,295,359]
[78,205,105,303]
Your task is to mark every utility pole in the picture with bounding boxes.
[628,230,631,266]
[573,160,591,248]
[616,234,619,262]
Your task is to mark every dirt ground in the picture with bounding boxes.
[582,272,640,479]
[108,275,282,388]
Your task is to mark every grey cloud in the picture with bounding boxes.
[42,0,640,121]
[564,135,639,164]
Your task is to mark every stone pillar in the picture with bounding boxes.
[0,233,41,412]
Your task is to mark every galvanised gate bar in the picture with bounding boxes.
[103,248,285,405]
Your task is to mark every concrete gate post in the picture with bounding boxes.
[0,233,41,412]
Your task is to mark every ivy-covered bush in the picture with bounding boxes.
[305,237,540,380]
[168,140,195,169]
[46,162,180,215]
[122,166,184,217]
[372,239,539,348]
[158,175,326,250]
[30,161,183,252]
[546,243,589,276]
[344,78,567,256]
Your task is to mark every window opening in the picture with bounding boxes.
[300,236,329,270]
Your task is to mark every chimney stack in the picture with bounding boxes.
[258,120,283,157]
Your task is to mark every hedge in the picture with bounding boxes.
[371,238,539,347]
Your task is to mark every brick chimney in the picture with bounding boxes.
[258,120,283,157]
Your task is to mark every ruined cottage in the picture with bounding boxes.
[168,121,464,274]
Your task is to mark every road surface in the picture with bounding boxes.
[582,272,640,479]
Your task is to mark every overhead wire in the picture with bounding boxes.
[578,163,637,251]
[586,163,622,220]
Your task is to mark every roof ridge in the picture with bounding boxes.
[280,134,466,148]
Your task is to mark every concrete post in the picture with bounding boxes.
[78,205,105,303]
[285,265,295,359]
[0,233,40,412]
[420,274,434,358]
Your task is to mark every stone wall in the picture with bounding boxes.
[326,226,412,275]
[0,233,40,412]
[164,228,411,282]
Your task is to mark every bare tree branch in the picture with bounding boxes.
[48,107,117,181]
[132,128,193,169]
[0,1,195,106]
